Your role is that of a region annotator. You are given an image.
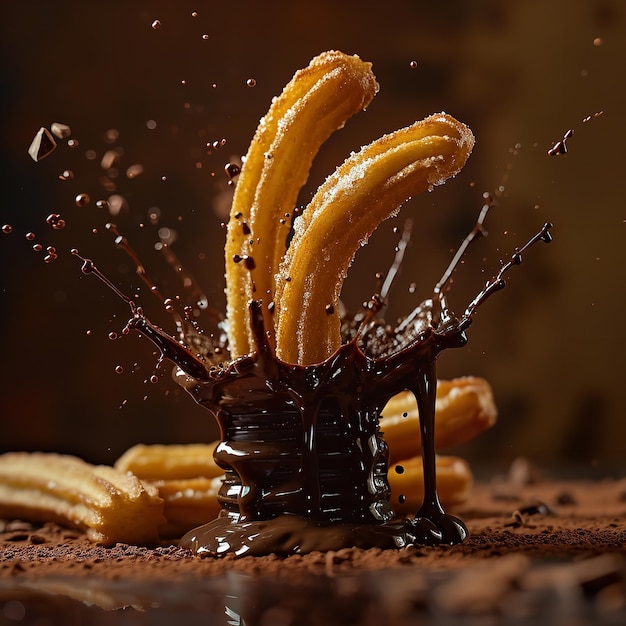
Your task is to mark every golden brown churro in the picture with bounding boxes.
[114,444,224,536]
[114,443,221,480]
[151,476,223,538]
[381,377,497,465]
[225,50,378,358]
[0,452,164,545]
[274,113,474,365]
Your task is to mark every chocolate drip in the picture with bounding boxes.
[128,315,212,383]
[405,361,467,544]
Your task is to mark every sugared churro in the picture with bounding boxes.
[151,476,223,538]
[0,452,164,545]
[115,443,221,480]
[225,50,378,358]
[274,113,474,365]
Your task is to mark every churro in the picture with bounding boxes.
[0,452,164,545]
[274,113,474,365]
[225,50,378,358]
[150,476,223,538]
[114,444,223,537]
[381,377,497,464]
[115,443,221,480]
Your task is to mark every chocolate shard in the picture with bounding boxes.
[50,122,71,139]
[28,127,57,162]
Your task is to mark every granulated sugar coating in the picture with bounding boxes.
[1,475,625,623]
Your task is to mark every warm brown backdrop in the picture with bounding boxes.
[1,1,624,470]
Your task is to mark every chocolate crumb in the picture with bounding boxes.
[555,491,578,506]
[518,501,553,517]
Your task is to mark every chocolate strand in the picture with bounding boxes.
[461,222,553,327]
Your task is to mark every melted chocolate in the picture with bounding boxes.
[77,218,552,557]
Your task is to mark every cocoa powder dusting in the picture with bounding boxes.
[1,478,625,621]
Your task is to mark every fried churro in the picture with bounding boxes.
[115,443,221,480]
[0,452,164,545]
[381,377,497,465]
[225,50,378,358]
[274,113,474,364]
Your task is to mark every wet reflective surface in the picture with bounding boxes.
[2,558,626,626]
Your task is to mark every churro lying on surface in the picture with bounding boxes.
[115,442,221,480]
[115,443,224,536]
[381,377,497,465]
[0,452,164,545]
[151,476,223,538]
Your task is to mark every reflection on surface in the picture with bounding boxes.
[2,555,626,626]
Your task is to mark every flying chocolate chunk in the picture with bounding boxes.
[28,127,57,162]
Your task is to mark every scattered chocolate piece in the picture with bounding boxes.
[505,510,531,528]
[50,122,71,139]
[548,129,574,156]
[505,501,552,528]
[518,501,553,516]
[28,127,57,161]
[555,491,578,506]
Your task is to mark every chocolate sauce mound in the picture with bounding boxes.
[78,220,552,557]
[134,299,470,555]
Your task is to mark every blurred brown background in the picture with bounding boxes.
[1,0,624,471]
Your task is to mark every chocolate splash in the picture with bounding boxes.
[76,214,552,556]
